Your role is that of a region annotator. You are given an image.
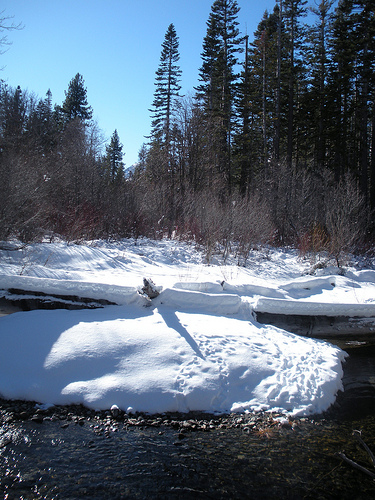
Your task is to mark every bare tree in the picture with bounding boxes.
[325,173,368,267]
[0,10,23,59]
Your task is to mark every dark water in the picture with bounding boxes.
[1,341,375,499]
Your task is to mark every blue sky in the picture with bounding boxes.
[2,0,279,166]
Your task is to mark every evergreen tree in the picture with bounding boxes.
[304,0,334,170]
[329,0,375,204]
[0,84,27,151]
[60,73,92,124]
[196,0,243,191]
[53,75,95,217]
[149,23,182,150]
[282,0,308,167]
[235,7,281,191]
[104,129,124,183]
[350,0,375,205]
[326,1,350,180]
[274,0,283,161]
[26,89,56,152]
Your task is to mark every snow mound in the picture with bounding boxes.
[0,303,346,416]
[1,238,367,416]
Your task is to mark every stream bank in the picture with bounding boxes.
[1,341,375,499]
[1,296,375,498]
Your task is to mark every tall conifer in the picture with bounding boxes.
[283,0,307,167]
[60,73,92,124]
[196,0,242,191]
[104,129,124,183]
[305,0,334,170]
[149,23,182,150]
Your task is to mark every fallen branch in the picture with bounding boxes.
[353,430,375,468]
[337,430,375,480]
[336,452,375,480]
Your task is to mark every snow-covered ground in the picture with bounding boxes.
[1,238,374,416]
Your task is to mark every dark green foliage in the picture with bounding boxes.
[196,0,243,191]
[0,84,27,149]
[103,129,124,183]
[233,6,282,193]
[149,23,182,147]
[26,89,58,153]
[303,0,334,170]
[59,73,92,124]
[327,0,375,206]
[146,23,183,235]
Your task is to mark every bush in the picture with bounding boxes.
[325,173,368,267]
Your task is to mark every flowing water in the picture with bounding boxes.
[1,339,375,499]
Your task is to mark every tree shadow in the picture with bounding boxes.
[0,305,153,402]
[157,308,205,359]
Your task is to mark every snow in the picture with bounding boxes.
[1,238,374,416]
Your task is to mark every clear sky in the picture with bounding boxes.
[2,0,279,166]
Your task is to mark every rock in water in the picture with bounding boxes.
[110,404,120,418]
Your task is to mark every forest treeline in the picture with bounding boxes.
[0,0,374,265]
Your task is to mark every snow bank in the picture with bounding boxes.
[0,302,346,416]
[254,297,375,317]
[0,274,140,306]
[1,238,370,416]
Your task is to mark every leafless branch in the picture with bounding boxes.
[0,10,23,56]
[353,430,375,468]
[336,452,375,480]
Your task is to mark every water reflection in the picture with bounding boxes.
[330,342,375,420]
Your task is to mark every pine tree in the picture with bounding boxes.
[234,6,284,195]
[1,85,27,151]
[104,129,124,183]
[350,0,375,205]
[60,73,92,124]
[304,0,334,170]
[329,0,375,205]
[147,24,182,234]
[234,33,252,195]
[282,0,308,167]
[26,89,56,152]
[149,23,182,150]
[53,74,94,215]
[196,0,243,191]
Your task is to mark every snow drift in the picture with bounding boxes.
[1,238,368,416]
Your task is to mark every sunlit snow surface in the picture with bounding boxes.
[1,238,374,416]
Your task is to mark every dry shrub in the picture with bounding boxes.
[298,173,368,269]
[229,194,275,265]
[298,223,330,263]
[324,173,368,267]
